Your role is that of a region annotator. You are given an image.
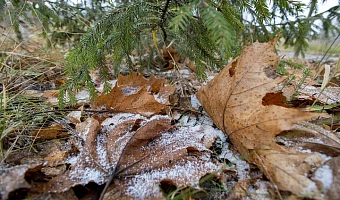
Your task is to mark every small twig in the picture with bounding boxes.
[98,154,151,200]
[98,127,147,200]
[316,33,340,69]
[31,109,111,115]
[0,51,60,65]
[165,47,186,96]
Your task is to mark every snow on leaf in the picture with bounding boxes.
[42,114,175,194]
[196,36,329,198]
[125,158,221,199]
[297,85,340,104]
[66,110,82,124]
[277,121,340,157]
[111,124,224,199]
[44,117,104,192]
[66,105,84,124]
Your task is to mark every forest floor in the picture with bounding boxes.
[0,33,340,200]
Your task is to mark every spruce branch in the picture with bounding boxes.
[55,0,339,106]
[160,0,171,42]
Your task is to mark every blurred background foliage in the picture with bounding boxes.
[1,0,338,55]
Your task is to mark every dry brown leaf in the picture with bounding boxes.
[67,111,82,124]
[104,116,179,176]
[44,150,68,167]
[116,117,180,176]
[26,190,78,200]
[197,37,329,198]
[113,124,222,199]
[184,58,196,72]
[106,119,140,166]
[252,148,324,197]
[285,85,340,104]
[277,121,340,157]
[66,106,84,124]
[148,76,167,93]
[226,179,250,200]
[95,72,175,117]
[42,90,59,104]
[162,46,181,70]
[102,182,133,200]
[31,125,69,141]
[43,117,103,193]
[41,165,67,177]
[116,72,148,88]
[4,111,222,199]
[0,164,42,199]
[42,114,176,194]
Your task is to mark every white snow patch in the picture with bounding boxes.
[313,164,333,192]
[180,69,191,76]
[296,147,312,153]
[96,80,117,92]
[303,180,318,195]
[120,86,142,96]
[146,85,151,91]
[139,111,155,117]
[69,166,106,185]
[275,137,294,147]
[317,153,332,162]
[149,115,171,121]
[77,120,95,141]
[218,133,250,180]
[154,93,167,104]
[149,124,218,152]
[101,113,146,132]
[126,159,220,198]
[197,113,215,126]
[191,94,202,110]
[2,165,35,197]
[66,155,78,165]
[178,114,197,126]
[75,90,90,103]
[96,133,109,169]
[207,75,216,82]
[67,110,82,124]
[304,137,323,144]
[248,180,272,200]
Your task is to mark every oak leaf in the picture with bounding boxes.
[41,114,181,194]
[196,37,329,197]
[95,72,175,117]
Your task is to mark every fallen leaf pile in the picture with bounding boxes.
[2,39,340,200]
[197,37,340,198]
[1,73,225,199]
